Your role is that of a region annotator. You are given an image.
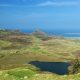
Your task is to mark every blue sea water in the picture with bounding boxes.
[21,29,80,39]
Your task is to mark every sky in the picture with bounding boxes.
[0,0,80,33]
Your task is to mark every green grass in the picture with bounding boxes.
[1,30,80,80]
[0,67,80,80]
[0,40,11,48]
[0,67,37,80]
[8,68,36,78]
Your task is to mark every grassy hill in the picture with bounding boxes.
[0,67,80,80]
[0,29,80,80]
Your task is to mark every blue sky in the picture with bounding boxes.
[0,0,80,33]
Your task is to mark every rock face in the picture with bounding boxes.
[32,29,52,41]
[32,29,47,37]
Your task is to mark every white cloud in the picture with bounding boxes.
[37,1,80,7]
[0,1,80,7]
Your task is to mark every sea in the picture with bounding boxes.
[21,29,80,39]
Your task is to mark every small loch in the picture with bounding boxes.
[29,61,70,75]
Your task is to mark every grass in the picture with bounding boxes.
[0,36,80,68]
[0,67,80,80]
[0,67,37,80]
[0,30,80,80]
[8,68,36,78]
[0,40,12,48]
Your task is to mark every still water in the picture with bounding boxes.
[29,61,70,75]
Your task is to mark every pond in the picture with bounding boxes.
[29,61,70,75]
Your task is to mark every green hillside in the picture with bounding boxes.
[0,29,80,80]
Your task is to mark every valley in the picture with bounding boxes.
[0,29,80,80]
